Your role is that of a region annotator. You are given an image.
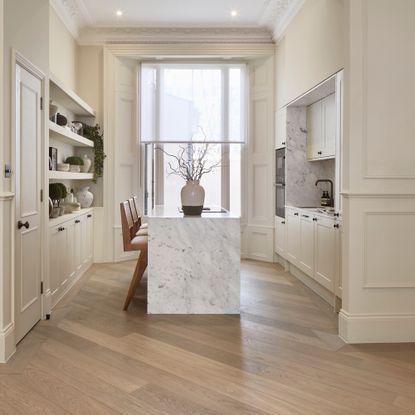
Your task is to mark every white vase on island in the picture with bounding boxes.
[181,180,205,216]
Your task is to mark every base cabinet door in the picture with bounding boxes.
[286,209,300,266]
[86,213,94,263]
[274,216,287,258]
[314,216,336,292]
[298,213,314,277]
[73,217,82,273]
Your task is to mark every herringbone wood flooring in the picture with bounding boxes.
[1,260,415,414]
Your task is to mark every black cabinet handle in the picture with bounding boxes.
[282,141,286,145]
[75,220,80,224]
[58,226,65,232]
[17,221,29,229]
[302,214,309,218]
[87,214,92,218]
[294,212,299,216]
[334,213,340,217]
[313,217,318,221]
[334,224,340,229]
[281,221,285,224]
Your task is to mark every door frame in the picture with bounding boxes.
[11,50,47,338]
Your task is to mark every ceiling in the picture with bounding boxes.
[81,0,270,28]
[51,0,304,43]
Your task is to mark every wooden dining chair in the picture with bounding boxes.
[120,200,148,311]
[133,195,148,230]
[128,198,147,236]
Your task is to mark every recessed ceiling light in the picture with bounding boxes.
[116,10,123,17]
[230,10,238,17]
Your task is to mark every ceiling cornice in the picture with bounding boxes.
[50,0,91,38]
[50,0,304,45]
[78,27,274,46]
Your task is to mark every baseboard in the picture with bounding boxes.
[289,263,335,307]
[0,323,16,363]
[339,310,415,343]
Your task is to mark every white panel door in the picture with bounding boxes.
[306,100,323,159]
[298,213,314,277]
[274,216,286,257]
[322,93,336,157]
[14,64,42,343]
[275,107,287,149]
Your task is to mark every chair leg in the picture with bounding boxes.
[123,251,148,311]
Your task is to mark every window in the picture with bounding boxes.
[140,63,246,215]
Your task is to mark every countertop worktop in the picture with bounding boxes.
[148,205,239,219]
[286,205,339,219]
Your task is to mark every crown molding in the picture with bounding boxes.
[49,0,91,39]
[78,27,274,46]
[273,0,306,41]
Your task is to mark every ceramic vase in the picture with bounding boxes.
[75,186,94,208]
[82,154,92,173]
[181,180,205,216]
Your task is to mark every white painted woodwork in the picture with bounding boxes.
[285,208,300,265]
[306,93,335,160]
[314,215,336,291]
[274,216,286,257]
[48,211,93,308]
[48,171,94,180]
[340,0,415,343]
[298,212,314,277]
[14,64,42,343]
[275,107,287,149]
[243,56,275,262]
[49,121,94,148]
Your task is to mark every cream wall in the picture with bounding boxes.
[276,0,345,107]
[49,7,78,90]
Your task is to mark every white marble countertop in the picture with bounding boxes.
[148,205,239,219]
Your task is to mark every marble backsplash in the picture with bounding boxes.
[286,106,335,207]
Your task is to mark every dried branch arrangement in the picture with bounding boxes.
[156,143,222,182]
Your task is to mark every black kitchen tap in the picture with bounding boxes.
[315,179,334,207]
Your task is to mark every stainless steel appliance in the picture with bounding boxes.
[275,148,285,218]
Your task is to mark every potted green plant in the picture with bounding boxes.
[49,183,67,217]
[65,156,84,173]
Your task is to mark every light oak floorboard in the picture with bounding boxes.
[0,260,414,414]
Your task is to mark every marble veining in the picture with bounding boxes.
[286,106,335,207]
[147,208,240,314]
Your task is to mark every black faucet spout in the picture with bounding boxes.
[315,179,334,207]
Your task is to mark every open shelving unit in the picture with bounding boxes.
[49,121,94,148]
[49,171,94,180]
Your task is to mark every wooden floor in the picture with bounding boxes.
[1,260,415,415]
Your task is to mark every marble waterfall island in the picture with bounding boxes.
[147,206,240,314]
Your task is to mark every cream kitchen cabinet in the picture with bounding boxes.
[275,107,287,149]
[49,210,94,308]
[314,215,336,292]
[284,207,341,297]
[274,216,287,257]
[285,208,300,265]
[298,212,314,277]
[306,93,336,160]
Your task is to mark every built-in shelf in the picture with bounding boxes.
[49,171,94,180]
[49,208,94,227]
[50,73,96,117]
[49,121,94,148]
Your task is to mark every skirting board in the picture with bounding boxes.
[339,310,415,343]
[0,323,16,363]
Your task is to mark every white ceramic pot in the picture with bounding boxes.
[75,186,94,208]
[70,165,81,173]
[82,154,92,173]
[181,180,205,216]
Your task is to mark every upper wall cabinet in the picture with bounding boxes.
[306,93,335,160]
[275,107,287,149]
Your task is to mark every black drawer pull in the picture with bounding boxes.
[75,220,80,224]
[313,217,317,221]
[87,214,92,218]
[334,224,340,229]
[281,221,285,224]
[302,214,309,218]
[318,151,322,155]
[294,212,299,216]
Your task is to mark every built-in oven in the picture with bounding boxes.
[275,148,286,218]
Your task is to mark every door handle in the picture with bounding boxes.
[17,221,29,229]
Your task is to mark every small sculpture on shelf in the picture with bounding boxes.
[75,186,94,208]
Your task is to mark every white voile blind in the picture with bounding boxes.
[140,63,246,143]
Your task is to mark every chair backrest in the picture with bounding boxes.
[132,195,142,228]
[128,198,139,233]
[120,201,135,250]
